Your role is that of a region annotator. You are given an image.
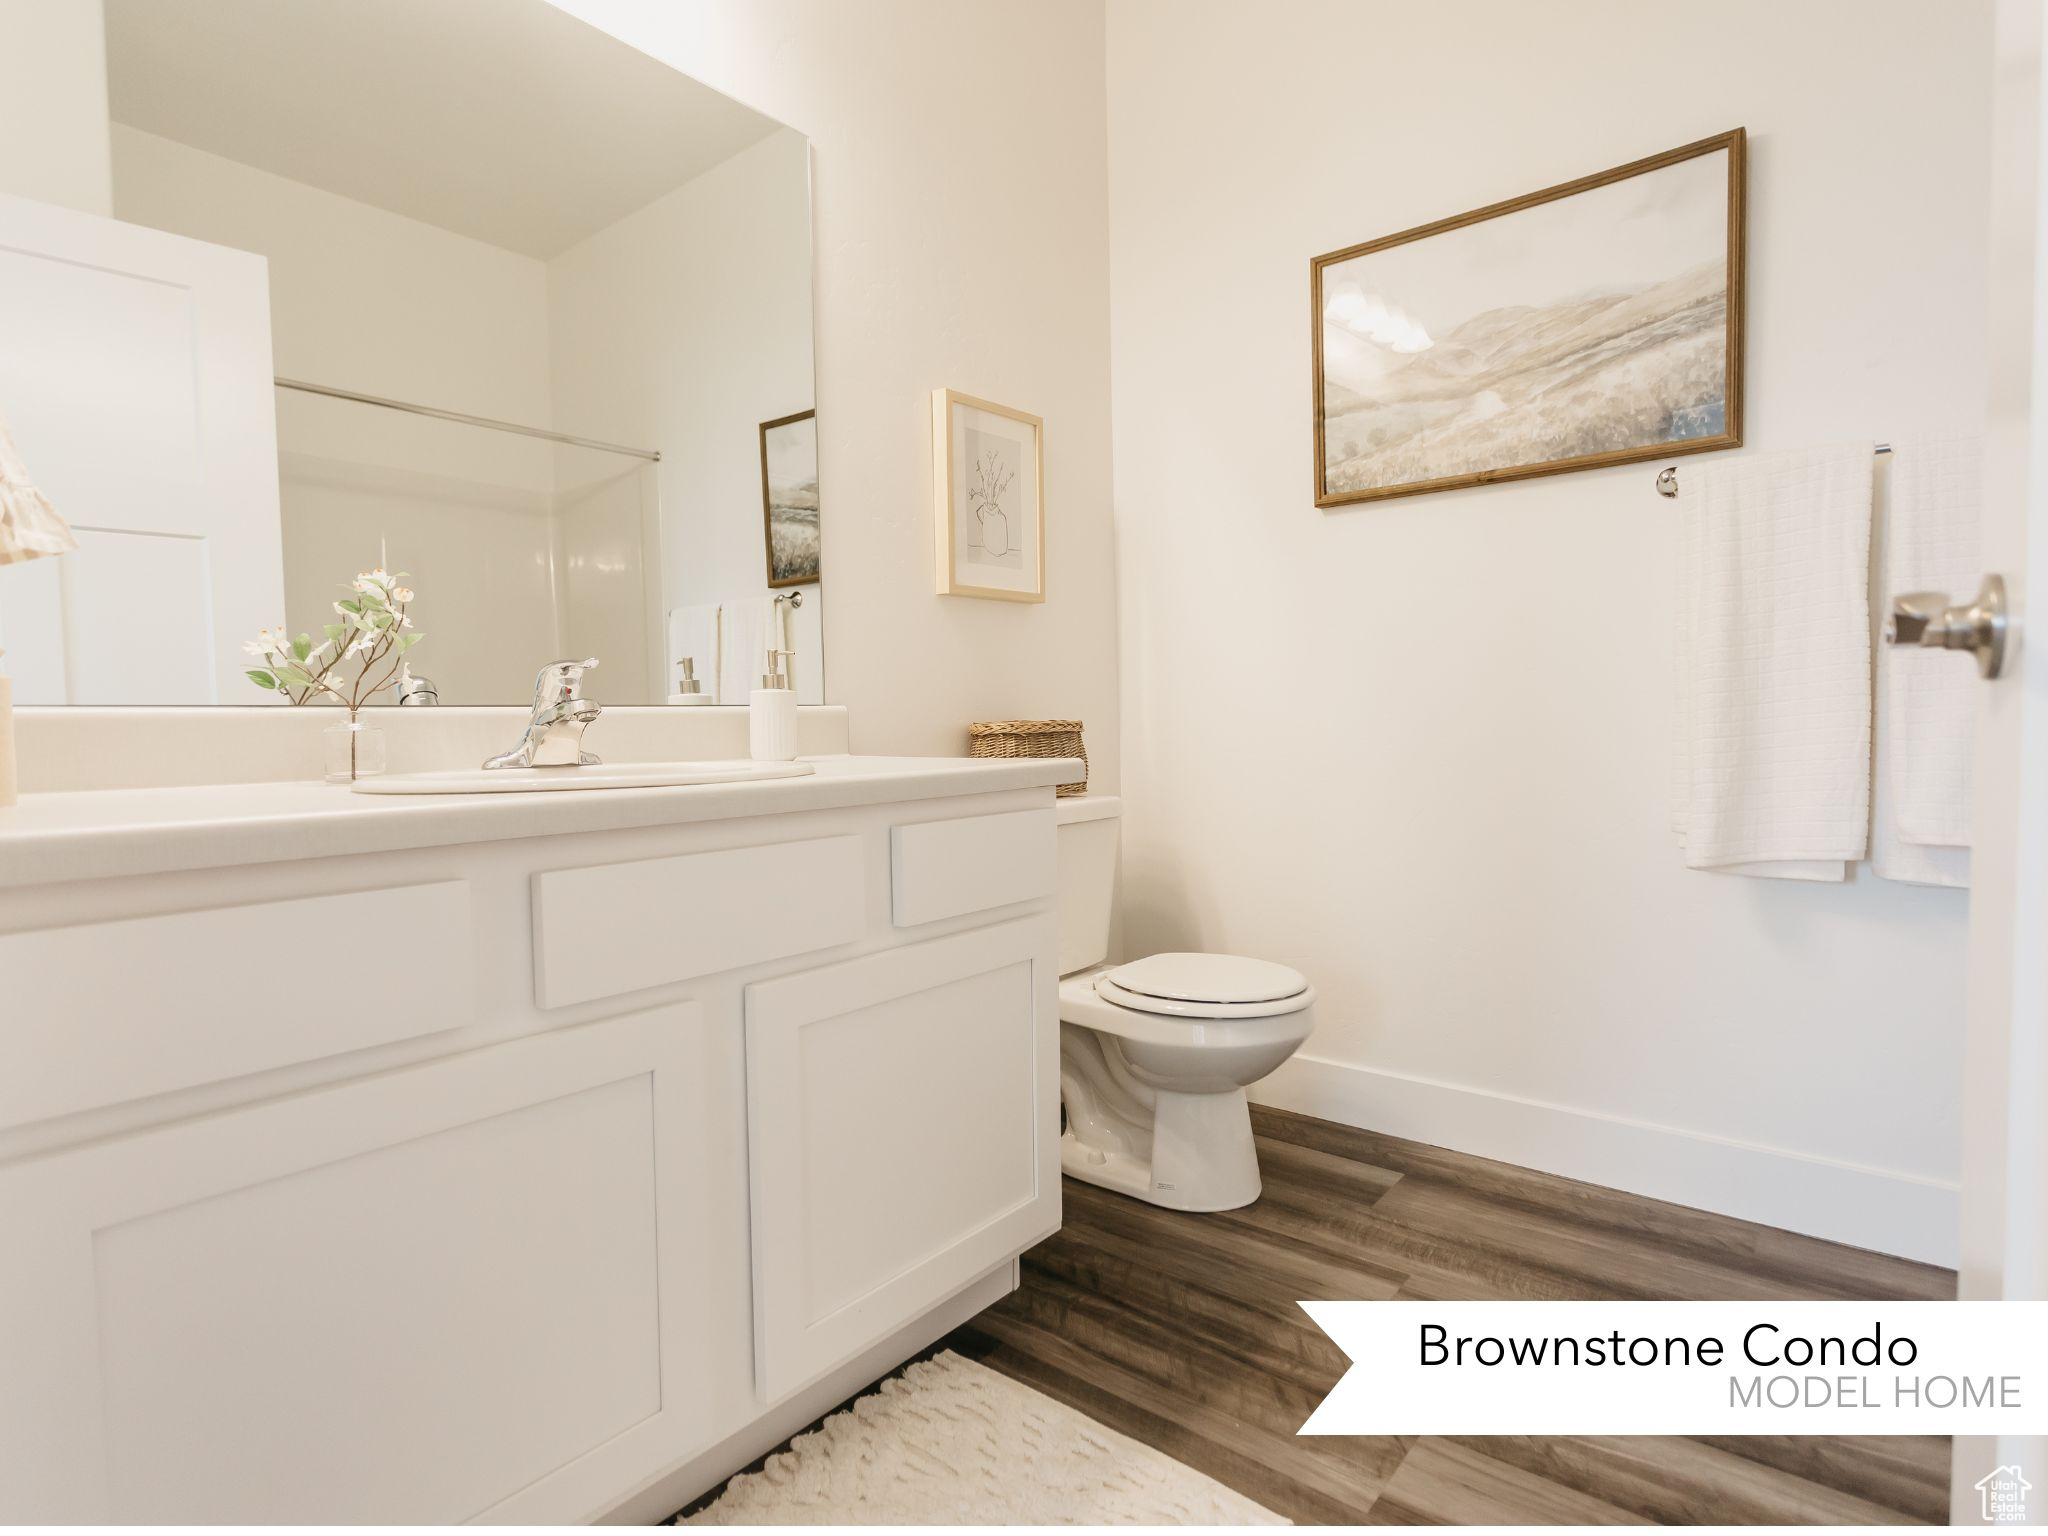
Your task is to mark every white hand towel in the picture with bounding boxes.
[1882,434,1979,863]
[667,604,720,700]
[1871,668,1970,887]
[718,597,773,705]
[1673,444,1874,880]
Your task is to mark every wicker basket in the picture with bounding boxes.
[969,719,1088,797]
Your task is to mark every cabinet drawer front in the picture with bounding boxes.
[743,918,1060,1402]
[0,881,472,1130]
[533,835,865,1008]
[0,1006,715,1524]
[889,808,1055,927]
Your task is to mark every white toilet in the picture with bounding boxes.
[1055,796,1315,1212]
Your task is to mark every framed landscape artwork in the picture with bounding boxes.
[931,388,1044,601]
[1311,128,1746,506]
[759,408,820,587]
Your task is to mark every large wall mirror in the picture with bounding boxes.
[0,0,821,706]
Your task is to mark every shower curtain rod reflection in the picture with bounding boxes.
[274,377,662,462]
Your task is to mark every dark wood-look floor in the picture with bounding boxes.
[943,1105,1956,1526]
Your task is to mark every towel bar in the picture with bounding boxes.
[1655,444,1892,498]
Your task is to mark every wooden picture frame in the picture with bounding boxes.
[931,389,1044,602]
[1311,128,1746,506]
[759,408,819,588]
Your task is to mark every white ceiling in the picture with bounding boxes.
[104,0,787,259]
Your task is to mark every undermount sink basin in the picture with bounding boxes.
[352,759,816,795]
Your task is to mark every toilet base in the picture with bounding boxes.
[1060,1022,1264,1212]
[1059,1096,1263,1211]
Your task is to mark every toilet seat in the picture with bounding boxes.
[1093,952,1313,1019]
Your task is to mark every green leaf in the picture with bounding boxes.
[396,632,422,652]
[324,623,344,644]
[245,669,279,691]
[371,611,394,629]
[336,598,362,614]
[275,664,314,687]
[292,634,312,662]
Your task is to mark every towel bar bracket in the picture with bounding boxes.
[1656,444,1892,497]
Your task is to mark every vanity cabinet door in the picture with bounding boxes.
[0,1006,717,1525]
[743,916,1060,1402]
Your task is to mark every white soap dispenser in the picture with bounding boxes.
[668,656,714,706]
[749,648,798,761]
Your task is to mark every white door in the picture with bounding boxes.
[743,917,1060,1403]
[0,190,282,703]
[1954,0,2048,1516]
[0,1007,717,1524]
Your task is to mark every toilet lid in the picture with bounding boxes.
[1102,952,1309,1007]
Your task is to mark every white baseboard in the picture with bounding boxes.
[1250,1054,1958,1269]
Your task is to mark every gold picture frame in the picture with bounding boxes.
[1311,128,1746,506]
[931,388,1044,602]
[758,407,819,589]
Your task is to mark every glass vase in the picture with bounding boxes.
[323,719,386,784]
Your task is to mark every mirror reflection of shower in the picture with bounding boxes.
[76,0,823,707]
[274,383,660,706]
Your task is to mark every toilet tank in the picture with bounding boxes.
[1054,794,1121,975]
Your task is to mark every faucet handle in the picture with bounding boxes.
[532,657,599,705]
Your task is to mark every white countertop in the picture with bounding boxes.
[0,755,1085,889]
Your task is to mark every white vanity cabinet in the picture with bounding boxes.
[0,770,1067,1524]
[744,915,1056,1400]
[0,1007,713,1524]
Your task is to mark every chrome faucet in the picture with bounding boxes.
[484,658,602,768]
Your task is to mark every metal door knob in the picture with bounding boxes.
[1886,574,2008,679]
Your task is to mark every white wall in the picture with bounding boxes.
[551,0,1120,784]
[547,127,817,702]
[1105,0,1992,1263]
[0,0,111,216]
[110,125,556,437]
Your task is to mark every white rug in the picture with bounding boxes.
[687,1351,1288,1526]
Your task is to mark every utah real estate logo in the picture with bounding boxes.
[1975,1465,2031,1523]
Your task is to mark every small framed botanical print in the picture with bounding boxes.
[932,389,1043,601]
